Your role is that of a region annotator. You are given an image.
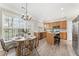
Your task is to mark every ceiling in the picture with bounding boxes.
[0,3,79,22]
[0,3,26,15]
[27,3,79,22]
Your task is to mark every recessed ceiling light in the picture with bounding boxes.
[61,8,64,10]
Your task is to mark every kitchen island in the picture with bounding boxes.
[46,32,54,45]
[46,31,67,45]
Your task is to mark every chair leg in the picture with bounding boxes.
[35,48,40,56]
[4,51,8,56]
[4,51,7,56]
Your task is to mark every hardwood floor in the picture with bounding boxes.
[0,38,76,56]
[37,39,76,56]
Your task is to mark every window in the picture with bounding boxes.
[2,15,26,41]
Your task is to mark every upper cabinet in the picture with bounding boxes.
[59,21,67,29]
[44,23,52,29]
[52,22,60,27]
[44,20,67,30]
[48,23,53,29]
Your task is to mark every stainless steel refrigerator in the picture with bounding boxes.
[72,16,79,56]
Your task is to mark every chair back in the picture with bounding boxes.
[0,39,6,51]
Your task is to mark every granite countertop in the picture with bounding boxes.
[46,29,67,33]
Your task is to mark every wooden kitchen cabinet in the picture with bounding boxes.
[42,32,46,38]
[44,21,67,30]
[60,32,67,40]
[46,23,53,29]
[59,21,67,29]
[34,32,46,40]
[49,23,53,29]
[44,23,53,29]
[46,32,67,45]
[34,32,46,47]
[44,23,49,29]
[46,32,54,45]
[52,22,59,26]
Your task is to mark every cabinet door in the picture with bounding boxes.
[60,21,67,29]
[45,23,49,29]
[46,32,54,45]
[52,22,60,29]
[44,23,53,29]
[49,23,53,29]
[60,32,67,40]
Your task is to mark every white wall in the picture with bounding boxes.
[67,18,73,42]
[25,18,43,35]
[0,8,2,37]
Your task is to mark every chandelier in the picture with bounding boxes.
[21,3,32,21]
[21,14,32,21]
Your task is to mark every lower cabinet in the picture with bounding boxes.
[46,32,67,45]
[46,32,54,45]
[60,32,67,40]
[34,32,46,47]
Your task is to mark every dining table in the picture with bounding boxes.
[12,36,37,56]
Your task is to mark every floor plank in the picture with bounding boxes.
[0,39,76,56]
[37,39,76,56]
